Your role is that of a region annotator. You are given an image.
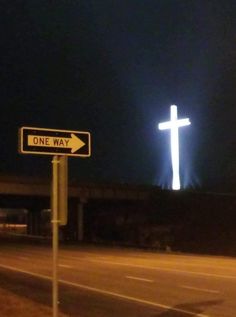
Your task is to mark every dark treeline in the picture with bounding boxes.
[81,190,236,256]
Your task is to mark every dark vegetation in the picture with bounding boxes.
[82,190,236,256]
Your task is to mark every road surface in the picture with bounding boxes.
[0,243,235,316]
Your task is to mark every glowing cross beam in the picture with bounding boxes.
[158,105,191,190]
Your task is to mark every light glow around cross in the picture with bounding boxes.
[158,105,191,190]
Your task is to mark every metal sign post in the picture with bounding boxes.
[52,155,59,317]
[51,155,68,317]
[18,126,92,317]
[58,156,68,226]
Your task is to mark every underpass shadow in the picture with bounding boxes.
[154,299,224,316]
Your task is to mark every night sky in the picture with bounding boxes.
[1,1,236,192]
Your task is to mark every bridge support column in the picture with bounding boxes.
[27,211,33,235]
[27,208,41,236]
[77,199,87,241]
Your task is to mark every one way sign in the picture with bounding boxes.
[19,127,91,157]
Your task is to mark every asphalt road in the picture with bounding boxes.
[0,243,235,317]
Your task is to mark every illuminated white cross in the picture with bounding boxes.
[158,105,191,190]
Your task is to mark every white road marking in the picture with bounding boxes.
[60,279,209,317]
[0,263,51,280]
[18,256,30,260]
[89,259,236,280]
[59,264,72,268]
[181,285,220,294]
[126,275,154,283]
[134,259,234,271]
[0,263,209,317]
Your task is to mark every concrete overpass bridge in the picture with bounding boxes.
[0,175,159,240]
